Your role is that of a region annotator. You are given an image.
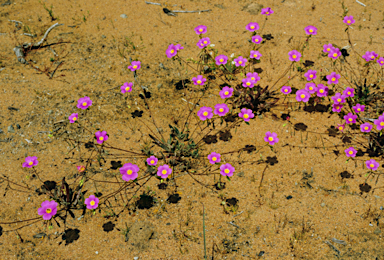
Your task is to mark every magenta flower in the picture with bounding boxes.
[166,44,178,58]
[246,22,259,32]
[128,61,141,72]
[362,51,378,62]
[214,103,229,116]
[77,96,92,110]
[264,131,279,146]
[197,107,213,121]
[323,43,333,53]
[377,57,384,66]
[360,122,372,133]
[343,87,354,98]
[288,50,301,62]
[261,7,274,15]
[331,93,346,104]
[345,147,357,158]
[326,72,340,85]
[250,50,262,60]
[343,16,355,25]
[175,44,184,51]
[374,115,384,131]
[238,108,254,122]
[147,156,158,166]
[85,195,99,210]
[119,163,139,181]
[38,200,58,220]
[246,72,260,83]
[242,77,255,88]
[208,152,221,164]
[344,113,357,124]
[220,163,235,177]
[121,82,133,93]
[192,75,206,86]
[220,86,233,99]
[197,37,210,49]
[304,25,317,35]
[304,70,317,81]
[68,113,78,123]
[215,55,228,65]
[316,84,329,97]
[305,83,317,94]
[281,86,292,95]
[337,123,345,132]
[366,159,380,171]
[332,104,343,113]
[296,89,310,103]
[328,47,341,59]
[234,56,247,67]
[77,165,86,173]
[352,103,365,113]
[157,164,172,179]
[22,156,38,168]
[252,35,263,44]
[95,131,108,145]
[194,25,207,34]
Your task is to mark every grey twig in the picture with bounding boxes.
[172,9,211,13]
[145,1,161,5]
[233,211,244,218]
[324,240,340,255]
[227,221,240,228]
[331,238,347,245]
[355,0,366,6]
[50,61,63,78]
[23,33,36,37]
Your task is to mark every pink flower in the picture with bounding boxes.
[362,51,378,62]
[246,22,259,32]
[326,72,340,85]
[234,56,247,67]
[374,115,384,131]
[366,159,380,171]
[128,61,141,71]
[119,163,139,181]
[331,93,346,104]
[296,89,310,103]
[337,123,345,132]
[192,75,206,85]
[85,195,99,210]
[215,55,228,65]
[304,25,317,35]
[95,131,108,144]
[345,147,357,158]
[344,113,357,124]
[214,104,229,116]
[175,44,184,51]
[220,163,235,177]
[343,87,354,98]
[22,156,38,168]
[332,104,343,113]
[77,96,92,110]
[68,113,78,123]
[38,200,58,220]
[261,7,274,16]
[288,50,301,62]
[246,72,260,83]
[146,156,158,166]
[197,107,213,121]
[323,43,333,53]
[157,164,172,179]
[264,131,279,146]
[251,35,263,44]
[242,77,255,88]
[219,86,233,99]
[238,108,254,122]
[343,16,355,25]
[250,50,262,60]
[304,70,317,81]
[121,82,133,93]
[377,57,384,66]
[166,44,178,58]
[305,83,317,94]
[360,122,372,133]
[316,84,328,97]
[328,47,341,59]
[194,25,207,34]
[352,104,365,113]
[281,86,292,94]
[77,165,86,173]
[197,37,210,49]
[208,152,221,164]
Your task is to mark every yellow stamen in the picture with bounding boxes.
[90,201,95,206]
[133,65,137,69]
[99,137,104,141]
[224,169,229,174]
[162,170,167,175]
[224,91,229,95]
[370,164,374,168]
[150,160,154,164]
[82,102,87,106]
[46,208,52,214]
[268,137,274,141]
[127,170,132,175]
[73,117,77,121]
[219,108,224,112]
[212,157,217,161]
[219,59,223,62]
[243,114,249,119]
[300,94,305,98]
[203,112,208,116]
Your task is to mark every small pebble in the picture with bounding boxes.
[120,14,128,19]
[95,251,98,254]
[7,125,15,133]
[16,124,21,129]
[380,206,383,210]
[134,257,139,260]
[321,203,326,207]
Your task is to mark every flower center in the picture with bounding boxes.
[336,106,340,109]
[246,82,250,86]
[370,164,374,168]
[82,102,87,106]
[125,87,130,91]
[332,78,336,81]
[239,61,242,64]
[224,169,229,174]
[219,59,223,62]
[212,157,217,161]
[320,89,324,93]
[327,48,330,51]
[365,127,368,130]
[203,41,207,44]
[337,98,341,102]
[381,122,384,126]
[381,61,384,64]
[309,87,313,90]
[73,117,77,121]
[254,54,258,58]
[300,94,305,98]
[347,92,351,95]
[347,20,351,24]
[99,136,104,141]
[251,77,255,81]
[268,137,274,141]
[150,160,154,164]
[170,50,174,53]
[197,80,201,84]
[244,114,249,119]
[349,151,353,154]
[224,91,229,95]
[333,53,337,57]
[339,127,343,130]
[266,12,269,14]
[284,89,288,92]
[127,170,132,175]
[255,39,259,42]
[133,65,137,69]
[250,26,255,29]
[90,201,95,206]
[357,108,361,111]
[28,161,33,165]
[201,43,204,46]
[371,55,374,59]
[46,208,52,214]
[203,112,208,116]
[348,118,352,121]
[162,170,167,175]
[199,29,203,32]
[292,55,296,59]
[310,74,313,78]
[309,29,313,32]
[219,108,224,112]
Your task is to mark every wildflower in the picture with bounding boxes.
[77,165,86,173]
[121,82,133,93]
[343,16,355,25]
[95,131,108,144]
[238,108,254,122]
[38,200,58,220]
[22,156,38,168]
[246,72,260,83]
[197,107,213,121]
[305,83,317,94]
[328,47,341,59]
[119,163,139,181]
[128,61,141,72]
[251,35,263,44]
[343,87,354,98]
[220,163,235,177]
[316,84,328,97]
[264,131,279,146]
[352,104,365,113]
[323,43,333,53]
[326,72,340,85]
[366,159,380,171]
[331,93,346,104]
[166,44,178,58]
[344,113,357,124]
[304,25,317,35]
[345,147,357,158]
[332,104,343,113]
[215,55,228,65]
[85,195,99,210]
[281,86,292,94]
[214,103,229,116]
[362,51,378,62]
[219,86,233,99]
[360,122,372,133]
[296,89,310,103]
[77,96,92,110]
[377,57,384,66]
[374,115,384,131]
[147,156,158,166]
[175,44,184,51]
[194,25,207,34]
[208,152,221,164]
[68,113,78,123]
[192,75,206,86]
[197,37,210,49]
[304,70,317,81]
[250,50,262,60]
[288,50,301,62]
[234,56,247,67]
[242,77,255,88]
[337,123,345,132]
[157,164,172,179]
[261,7,274,16]
[246,22,259,32]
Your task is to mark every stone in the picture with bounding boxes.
[242,3,263,15]
[120,14,128,19]
[7,125,15,133]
